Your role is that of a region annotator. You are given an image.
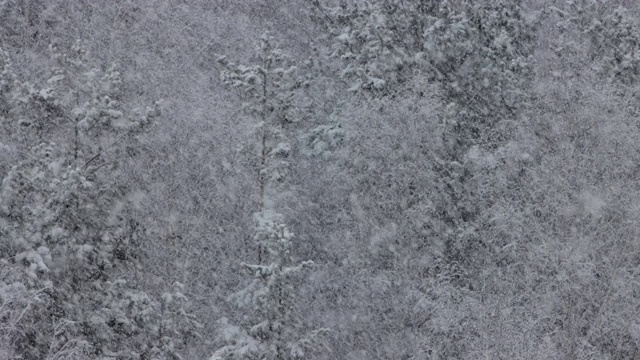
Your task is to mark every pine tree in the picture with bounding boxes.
[211,33,328,360]
[0,42,201,359]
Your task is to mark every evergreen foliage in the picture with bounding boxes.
[0,42,200,359]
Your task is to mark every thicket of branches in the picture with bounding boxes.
[3,0,640,359]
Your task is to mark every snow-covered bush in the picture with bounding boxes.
[300,122,344,158]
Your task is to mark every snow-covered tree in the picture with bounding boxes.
[211,33,329,359]
[211,211,327,360]
[550,0,640,86]
[0,42,203,359]
[322,0,539,264]
[216,33,304,228]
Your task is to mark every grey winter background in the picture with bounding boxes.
[2,0,640,359]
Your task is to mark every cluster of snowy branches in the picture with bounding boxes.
[3,0,640,359]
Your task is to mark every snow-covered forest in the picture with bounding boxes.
[3,0,640,358]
